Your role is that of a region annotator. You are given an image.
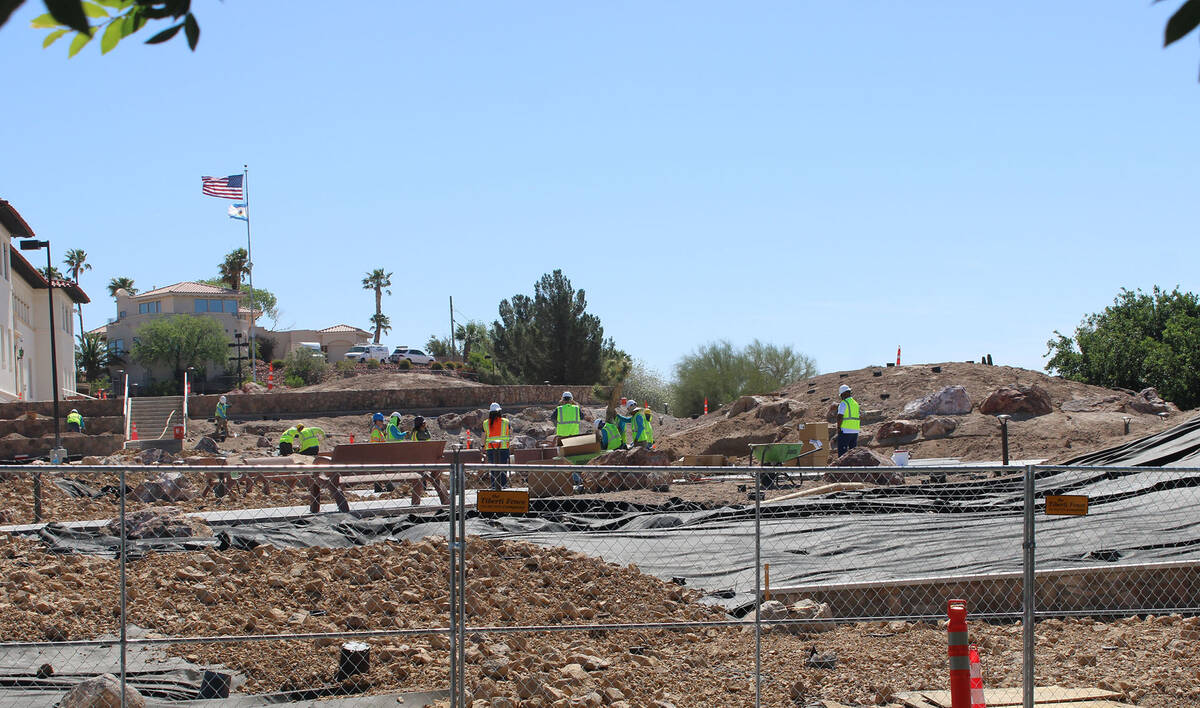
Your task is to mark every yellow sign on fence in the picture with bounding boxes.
[477,490,531,514]
[1045,494,1089,516]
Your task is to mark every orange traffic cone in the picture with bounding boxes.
[130,422,139,441]
[349,434,355,444]
[969,644,986,708]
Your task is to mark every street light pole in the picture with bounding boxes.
[20,239,63,461]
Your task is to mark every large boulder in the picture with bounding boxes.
[134,447,176,465]
[1126,388,1170,415]
[755,399,805,426]
[107,508,213,539]
[194,436,220,454]
[519,407,551,422]
[1061,394,1129,413]
[727,396,767,417]
[829,447,890,467]
[701,432,778,458]
[755,598,835,634]
[979,385,1052,416]
[900,386,972,418]
[588,447,673,466]
[60,673,145,708]
[873,420,919,445]
[921,417,958,439]
[131,471,195,502]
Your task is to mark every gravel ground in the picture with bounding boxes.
[1,534,1197,707]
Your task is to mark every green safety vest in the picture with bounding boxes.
[602,422,623,450]
[409,428,431,442]
[296,427,323,451]
[280,427,298,444]
[486,417,512,449]
[369,427,386,442]
[632,409,654,444]
[841,397,861,431]
[67,411,83,427]
[556,403,581,437]
[215,402,228,419]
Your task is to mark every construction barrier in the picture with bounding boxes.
[969,644,987,708]
[948,599,971,708]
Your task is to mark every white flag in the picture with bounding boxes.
[228,203,248,221]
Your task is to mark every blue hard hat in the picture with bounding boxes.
[372,412,384,422]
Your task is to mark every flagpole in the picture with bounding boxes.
[243,164,256,382]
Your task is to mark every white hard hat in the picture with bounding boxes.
[489,402,501,412]
[70,408,79,413]
[562,391,573,399]
[626,399,637,408]
[219,395,227,403]
[839,384,851,395]
[594,418,603,429]
[390,411,401,419]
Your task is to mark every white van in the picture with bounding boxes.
[298,342,325,360]
[343,344,389,363]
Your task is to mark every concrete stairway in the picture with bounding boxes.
[129,396,185,441]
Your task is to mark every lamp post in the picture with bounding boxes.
[996,414,1012,466]
[1122,416,1132,435]
[19,239,64,464]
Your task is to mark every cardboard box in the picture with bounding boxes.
[559,433,601,456]
[527,468,575,497]
[796,422,830,466]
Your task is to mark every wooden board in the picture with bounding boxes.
[897,686,1125,707]
[330,440,446,464]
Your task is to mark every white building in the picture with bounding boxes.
[0,199,90,402]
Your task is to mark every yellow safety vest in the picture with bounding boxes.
[279,427,298,444]
[486,417,512,449]
[841,397,861,431]
[296,427,323,451]
[602,422,623,450]
[67,411,83,427]
[632,409,653,444]
[369,427,386,442]
[556,403,581,437]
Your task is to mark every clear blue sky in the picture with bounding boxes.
[2,2,1197,381]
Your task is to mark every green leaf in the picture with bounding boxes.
[144,21,182,44]
[81,1,107,18]
[31,12,59,28]
[183,11,198,50]
[93,0,132,8]
[67,29,91,57]
[45,0,91,34]
[100,17,122,53]
[1164,0,1200,46]
[42,27,67,47]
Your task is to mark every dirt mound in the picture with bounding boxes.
[296,371,487,392]
[660,362,1184,463]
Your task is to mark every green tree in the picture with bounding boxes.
[491,270,613,384]
[62,248,90,335]
[369,312,392,343]
[622,359,672,413]
[217,248,249,291]
[23,0,202,57]
[38,265,64,280]
[107,276,136,298]
[425,335,454,359]
[131,314,228,382]
[74,331,111,384]
[671,340,817,417]
[361,268,392,344]
[282,348,324,386]
[1046,286,1200,409]
[454,320,489,362]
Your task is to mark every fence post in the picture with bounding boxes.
[33,471,42,523]
[456,454,467,703]
[119,465,128,708]
[448,450,459,708]
[1022,464,1036,708]
[753,460,762,708]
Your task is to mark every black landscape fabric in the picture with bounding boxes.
[1062,412,1200,467]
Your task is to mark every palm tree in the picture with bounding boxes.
[75,332,112,386]
[63,249,91,336]
[361,269,393,344]
[38,265,64,281]
[107,277,137,298]
[218,248,250,291]
[369,313,392,343]
[454,320,488,362]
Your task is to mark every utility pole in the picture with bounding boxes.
[449,295,456,358]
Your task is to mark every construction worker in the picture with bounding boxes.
[553,391,582,440]
[214,395,229,442]
[595,417,623,451]
[386,411,408,441]
[278,426,298,455]
[406,416,450,505]
[835,384,860,457]
[484,402,512,490]
[294,423,325,456]
[628,400,654,448]
[66,408,85,433]
[369,413,387,442]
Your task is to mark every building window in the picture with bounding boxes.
[196,299,233,313]
[119,310,127,319]
[109,338,125,354]
[225,300,237,313]
[139,301,160,314]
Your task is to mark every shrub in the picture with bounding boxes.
[283,349,324,385]
[284,374,305,388]
[335,360,356,374]
[431,362,444,370]
[147,379,181,397]
[442,361,456,370]
[397,359,413,370]
[366,359,381,370]
[271,359,286,370]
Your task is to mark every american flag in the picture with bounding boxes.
[201,174,244,199]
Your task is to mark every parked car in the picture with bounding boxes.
[387,346,436,366]
[298,342,325,360]
[344,344,389,362]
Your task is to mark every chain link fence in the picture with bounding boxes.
[0,460,1196,707]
